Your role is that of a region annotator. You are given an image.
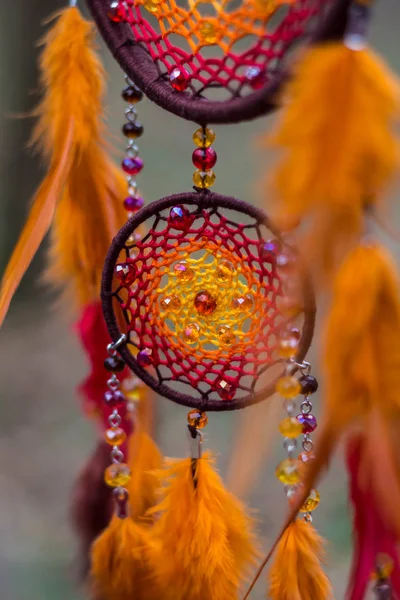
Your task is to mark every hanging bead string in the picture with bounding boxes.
[121,75,145,217]
[192,126,217,190]
[103,337,132,517]
[187,409,207,483]
[373,554,394,600]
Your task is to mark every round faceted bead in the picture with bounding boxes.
[297,413,317,434]
[279,416,303,438]
[105,463,131,488]
[194,290,217,315]
[104,389,126,409]
[169,66,189,91]
[143,0,162,12]
[278,332,299,359]
[183,322,200,344]
[232,293,253,312]
[217,325,236,347]
[193,127,215,148]
[192,147,217,170]
[199,20,220,45]
[122,85,143,104]
[104,355,125,373]
[276,375,301,399]
[300,489,321,512]
[122,157,144,175]
[137,348,154,367]
[298,451,315,466]
[193,169,216,189]
[160,295,181,311]
[187,409,208,429]
[275,458,300,485]
[299,374,319,395]
[174,261,194,282]
[216,260,234,284]
[245,65,267,90]
[124,196,144,212]
[374,554,394,581]
[216,377,236,401]
[115,261,136,285]
[108,1,126,22]
[105,427,127,446]
[168,205,194,230]
[261,239,280,261]
[122,121,144,139]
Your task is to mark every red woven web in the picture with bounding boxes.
[122,0,331,97]
[111,203,304,402]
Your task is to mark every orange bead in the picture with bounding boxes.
[105,427,127,446]
[276,376,301,399]
[300,489,320,512]
[278,333,299,359]
[104,463,131,487]
[279,417,303,438]
[187,409,208,429]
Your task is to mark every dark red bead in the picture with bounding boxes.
[261,239,280,261]
[122,85,143,104]
[108,1,126,22]
[169,66,189,91]
[194,290,217,315]
[104,355,125,373]
[215,377,236,401]
[122,122,144,139]
[104,389,126,409]
[245,65,267,90]
[122,157,144,175]
[137,348,154,367]
[290,328,301,340]
[124,196,144,212]
[192,147,217,170]
[297,413,317,434]
[168,205,194,230]
[299,375,319,395]
[115,261,136,285]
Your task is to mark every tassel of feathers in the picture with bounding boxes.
[149,453,257,600]
[0,6,127,325]
[268,519,332,600]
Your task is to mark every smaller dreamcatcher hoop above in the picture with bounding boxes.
[101,191,316,411]
[86,0,350,124]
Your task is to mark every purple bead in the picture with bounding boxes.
[124,196,144,211]
[297,413,317,434]
[104,389,126,409]
[122,157,144,175]
[137,348,154,367]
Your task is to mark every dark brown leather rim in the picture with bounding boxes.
[101,190,316,411]
[86,0,350,125]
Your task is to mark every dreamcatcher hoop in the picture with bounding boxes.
[86,0,350,124]
[101,191,316,411]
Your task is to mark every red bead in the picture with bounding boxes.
[170,66,189,91]
[115,261,136,285]
[245,65,267,90]
[215,377,236,401]
[122,157,144,175]
[297,413,317,434]
[108,1,126,22]
[194,290,217,315]
[261,239,280,261]
[192,147,217,170]
[104,389,126,409]
[124,196,144,211]
[137,348,154,367]
[168,205,194,230]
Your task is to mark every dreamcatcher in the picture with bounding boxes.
[1,0,399,598]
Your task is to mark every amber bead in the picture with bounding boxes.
[174,261,194,281]
[122,122,144,139]
[143,0,162,12]
[160,295,181,311]
[105,427,127,446]
[275,458,300,485]
[193,127,215,148]
[217,325,236,346]
[187,409,208,428]
[278,332,299,359]
[373,554,394,580]
[105,463,131,487]
[279,417,303,439]
[183,323,200,344]
[216,260,234,284]
[300,489,320,512]
[194,290,217,315]
[276,375,301,399]
[122,85,143,104]
[193,169,216,189]
[199,20,220,44]
[299,375,319,395]
[232,294,253,312]
[104,355,125,373]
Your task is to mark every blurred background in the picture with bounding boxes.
[0,1,399,598]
